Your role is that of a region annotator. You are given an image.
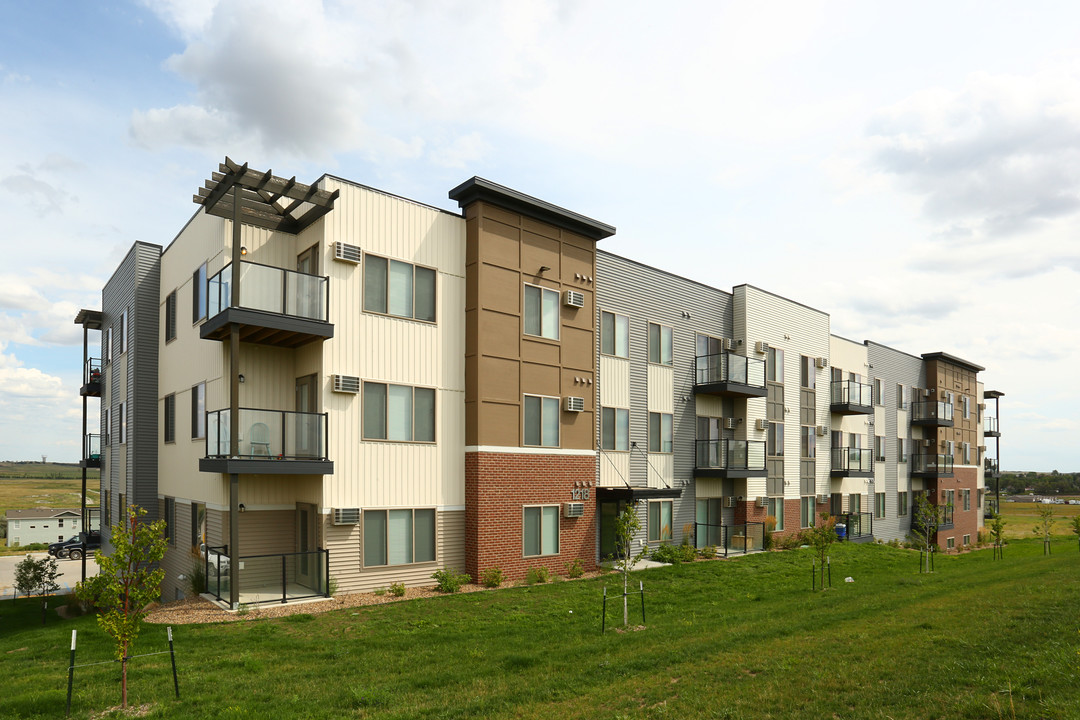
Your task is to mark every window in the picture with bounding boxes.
[946,440,955,458]
[601,407,629,451]
[800,426,815,458]
[648,323,673,365]
[524,395,560,447]
[767,422,784,456]
[849,494,861,514]
[363,508,436,566]
[875,492,886,519]
[648,501,673,542]
[962,442,971,464]
[363,383,436,442]
[103,408,110,445]
[648,412,673,453]
[767,347,784,383]
[897,437,907,463]
[164,497,176,545]
[800,356,816,389]
[102,490,110,528]
[946,537,955,550]
[898,491,908,517]
[363,254,437,322]
[118,402,127,444]
[601,311,629,357]
[874,379,883,406]
[191,382,206,440]
[768,497,784,531]
[165,291,177,342]
[193,263,207,323]
[191,502,206,549]
[963,534,970,546]
[962,395,970,419]
[522,283,559,339]
[523,505,560,556]
[963,489,971,511]
[103,327,111,364]
[118,493,126,522]
[875,436,885,462]
[164,394,175,443]
[118,309,128,354]
[897,383,906,410]
[801,497,815,528]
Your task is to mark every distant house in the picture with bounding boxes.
[5,508,83,546]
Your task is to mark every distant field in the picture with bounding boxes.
[997,501,1080,539]
[0,464,99,555]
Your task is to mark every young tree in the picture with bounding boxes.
[808,513,837,590]
[77,505,167,709]
[1070,515,1080,554]
[13,554,60,624]
[990,514,1007,560]
[1032,504,1056,556]
[909,493,940,573]
[613,501,647,627]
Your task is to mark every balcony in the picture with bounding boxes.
[836,511,874,542]
[693,352,767,398]
[80,434,101,469]
[911,453,954,479]
[830,380,872,415]
[984,416,1000,437]
[695,440,766,478]
[911,400,954,427]
[204,546,330,606]
[200,408,333,475]
[830,447,873,478]
[80,358,102,397]
[200,261,333,348]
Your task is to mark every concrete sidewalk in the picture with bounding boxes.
[0,552,99,599]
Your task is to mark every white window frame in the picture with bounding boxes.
[600,311,629,358]
[648,500,673,542]
[648,322,673,365]
[768,497,785,531]
[523,284,560,340]
[522,505,560,557]
[362,382,437,443]
[523,394,560,448]
[875,492,886,519]
[648,412,673,453]
[601,407,630,452]
[362,508,437,567]
[362,253,437,323]
[897,491,908,517]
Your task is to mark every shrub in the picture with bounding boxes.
[185,548,206,596]
[564,558,585,578]
[480,567,503,588]
[650,542,696,565]
[700,545,717,559]
[431,568,470,593]
[525,566,550,584]
[389,582,406,597]
[328,575,339,596]
[763,515,778,550]
[777,530,811,551]
[373,587,387,596]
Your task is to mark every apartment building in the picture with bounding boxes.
[75,159,999,607]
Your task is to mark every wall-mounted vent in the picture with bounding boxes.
[333,375,360,393]
[756,497,768,508]
[815,357,828,369]
[333,508,360,525]
[816,425,828,437]
[564,290,585,308]
[755,418,768,431]
[564,396,585,412]
[563,502,585,518]
[817,494,830,504]
[754,341,769,354]
[334,242,362,264]
[723,417,738,431]
[724,496,737,508]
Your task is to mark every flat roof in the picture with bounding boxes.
[449,177,615,241]
[921,351,985,373]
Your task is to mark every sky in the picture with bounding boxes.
[0,0,1077,471]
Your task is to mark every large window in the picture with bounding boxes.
[767,422,784,456]
[648,323,673,365]
[849,494,861,514]
[165,291,177,342]
[648,412,673,453]
[524,395,560,447]
[768,497,785,531]
[164,394,175,444]
[193,263,207,323]
[767,347,784,383]
[523,284,559,339]
[800,356,816,389]
[875,493,886,519]
[801,497,815,528]
[897,438,908,463]
[191,382,205,440]
[875,436,885,462]
[363,508,436,566]
[191,502,206,549]
[363,383,436,442]
[523,505,559,556]
[364,254,436,322]
[601,407,629,451]
[897,491,908,517]
[648,500,673,542]
[601,311,629,357]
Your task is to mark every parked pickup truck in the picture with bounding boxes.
[50,530,101,561]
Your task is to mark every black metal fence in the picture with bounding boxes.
[694,521,767,556]
[204,546,330,606]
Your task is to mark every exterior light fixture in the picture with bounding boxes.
[240,246,248,256]
[239,504,246,513]
[539,265,551,272]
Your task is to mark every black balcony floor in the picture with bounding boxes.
[201,308,333,348]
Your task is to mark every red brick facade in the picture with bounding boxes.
[933,467,980,549]
[465,451,598,582]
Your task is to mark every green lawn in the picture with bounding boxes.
[2,538,1078,719]
[996,501,1080,539]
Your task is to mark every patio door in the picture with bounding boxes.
[295,244,321,319]
[296,503,316,589]
[295,374,318,458]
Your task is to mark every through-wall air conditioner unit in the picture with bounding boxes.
[332,374,360,394]
[754,341,769,354]
[564,290,585,308]
[333,242,362,264]
[978,445,986,452]
[817,494,830,504]
[564,396,585,412]
[921,388,931,399]
[333,508,360,525]
[724,497,737,508]
[755,418,768,431]
[723,417,738,431]
[815,357,828,369]
[563,502,585,518]
[721,338,736,351]
[756,497,768,508]
[921,438,933,448]
[816,425,828,437]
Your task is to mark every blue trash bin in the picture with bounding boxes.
[835,523,847,539]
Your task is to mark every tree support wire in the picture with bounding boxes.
[600,583,647,633]
[66,628,180,717]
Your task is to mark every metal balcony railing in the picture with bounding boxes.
[205,408,328,460]
[207,261,328,322]
[911,400,954,424]
[694,352,766,389]
[984,416,999,434]
[204,546,330,605]
[830,379,872,407]
[912,453,954,475]
[830,447,873,474]
[84,358,103,386]
[83,434,101,462]
[836,511,873,539]
[695,440,766,471]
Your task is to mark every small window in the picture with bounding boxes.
[524,395,560,447]
[191,502,206,549]
[897,491,908,517]
[193,263,207,323]
[800,497,815,528]
[165,291,177,342]
[363,508,437,566]
[523,505,560,556]
[800,356,816,389]
[963,534,971,546]
[118,309,128,355]
[648,412,673,453]
[601,407,629,451]
[118,402,127,444]
[874,379,883,406]
[522,283,560,340]
[648,323,673,365]
[875,436,885,462]
[962,442,971,464]
[962,395,970,419]
[103,328,111,364]
[897,438,907,463]
[800,426,815,458]
[191,382,206,439]
[648,500,673,542]
[164,394,176,444]
[601,311,629,358]
[768,423,784,457]
[768,497,784,531]
[897,383,906,410]
[164,497,176,545]
[946,537,955,550]
[363,254,437,322]
[362,382,436,442]
[963,489,971,511]
[875,492,886,519]
[767,347,784,383]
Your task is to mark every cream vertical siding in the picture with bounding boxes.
[646,453,674,489]
[647,364,674,413]
[599,452,631,487]
[599,356,630,407]
[829,336,873,499]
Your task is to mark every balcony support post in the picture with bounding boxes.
[80,323,88,584]
[229,472,239,609]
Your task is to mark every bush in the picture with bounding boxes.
[480,567,503,588]
[700,545,717,559]
[564,558,585,578]
[389,582,406,597]
[431,568,470,593]
[777,529,811,550]
[650,542,697,565]
[186,548,206,596]
[525,566,550,584]
[763,515,778,550]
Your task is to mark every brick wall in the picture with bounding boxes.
[465,451,597,581]
[938,467,980,549]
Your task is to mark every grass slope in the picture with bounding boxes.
[1,539,1077,720]
[996,502,1080,539]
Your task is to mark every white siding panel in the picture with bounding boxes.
[599,356,630,407]
[646,453,673,488]
[647,364,674,413]
[599,452,630,487]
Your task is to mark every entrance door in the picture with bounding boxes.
[295,245,321,319]
[598,500,627,560]
[295,374,318,458]
[296,502,317,589]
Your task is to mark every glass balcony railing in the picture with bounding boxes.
[984,416,1000,434]
[204,546,329,605]
[911,401,954,425]
[205,408,328,460]
[912,453,954,475]
[830,447,873,474]
[835,511,873,539]
[695,440,766,471]
[83,434,101,463]
[830,379,872,407]
[694,352,766,394]
[207,261,328,322]
[83,358,103,386]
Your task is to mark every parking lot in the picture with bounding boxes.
[0,552,99,599]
